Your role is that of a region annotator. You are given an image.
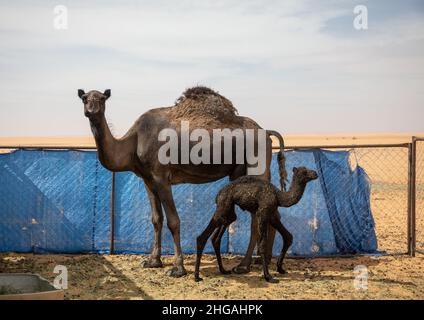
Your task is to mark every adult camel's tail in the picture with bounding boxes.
[266,130,287,191]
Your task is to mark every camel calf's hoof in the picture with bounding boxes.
[253,256,271,266]
[265,276,279,283]
[142,259,163,268]
[232,265,251,274]
[277,267,287,274]
[167,266,187,277]
[194,276,203,282]
[220,269,232,275]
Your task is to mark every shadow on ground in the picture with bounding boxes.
[0,253,153,299]
[194,254,384,288]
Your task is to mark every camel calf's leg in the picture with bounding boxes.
[195,218,220,281]
[212,207,236,275]
[270,213,293,274]
[253,222,277,266]
[212,225,231,275]
[142,186,164,268]
[257,213,278,283]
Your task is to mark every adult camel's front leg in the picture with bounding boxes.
[156,183,187,277]
[142,185,164,268]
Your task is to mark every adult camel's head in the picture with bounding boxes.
[78,89,111,119]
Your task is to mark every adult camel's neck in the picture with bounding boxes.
[277,176,307,208]
[89,115,134,172]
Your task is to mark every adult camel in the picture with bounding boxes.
[78,86,286,277]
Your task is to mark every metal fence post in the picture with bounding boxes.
[110,172,116,255]
[411,137,417,257]
[407,143,412,255]
[407,141,417,257]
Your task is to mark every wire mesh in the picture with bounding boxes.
[287,146,410,254]
[352,147,409,254]
[0,142,418,256]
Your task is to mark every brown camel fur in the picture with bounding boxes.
[194,162,318,283]
[78,86,287,277]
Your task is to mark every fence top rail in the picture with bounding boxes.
[413,136,424,142]
[0,145,97,150]
[0,142,410,151]
[277,142,410,150]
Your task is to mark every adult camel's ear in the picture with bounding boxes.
[78,89,85,99]
[103,89,111,100]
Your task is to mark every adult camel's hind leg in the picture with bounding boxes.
[142,185,164,268]
[262,134,277,266]
[156,183,187,277]
[233,135,274,273]
[229,164,255,274]
[232,214,257,274]
[256,138,277,266]
[270,213,293,274]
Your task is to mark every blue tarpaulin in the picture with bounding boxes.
[0,149,377,256]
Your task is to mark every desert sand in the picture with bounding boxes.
[0,253,423,300]
[0,132,421,148]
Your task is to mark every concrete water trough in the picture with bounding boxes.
[0,274,64,300]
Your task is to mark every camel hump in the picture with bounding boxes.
[176,86,237,113]
[172,86,241,126]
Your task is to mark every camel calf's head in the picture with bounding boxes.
[78,89,111,119]
[292,167,318,183]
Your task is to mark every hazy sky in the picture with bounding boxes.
[0,0,423,136]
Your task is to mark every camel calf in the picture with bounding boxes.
[194,163,318,283]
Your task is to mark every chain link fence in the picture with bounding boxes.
[284,144,410,255]
[0,139,421,257]
[344,146,408,254]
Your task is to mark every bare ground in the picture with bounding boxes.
[0,253,423,300]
